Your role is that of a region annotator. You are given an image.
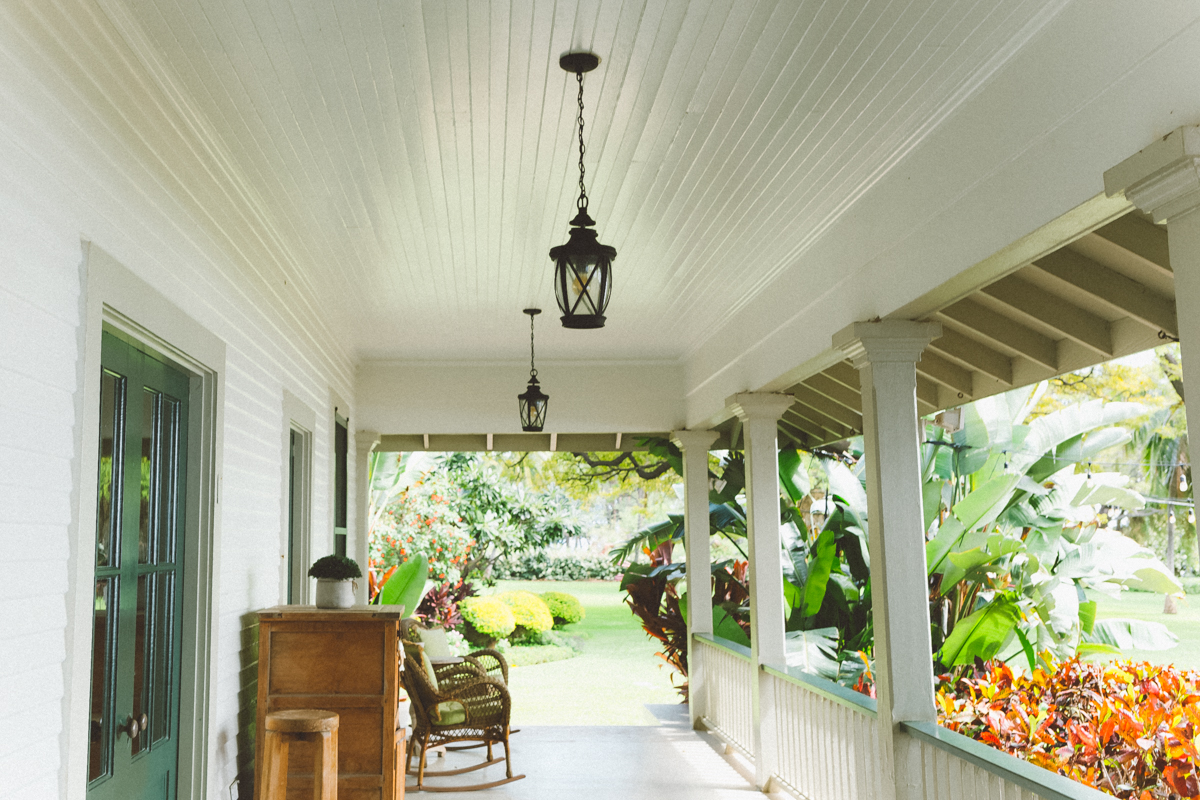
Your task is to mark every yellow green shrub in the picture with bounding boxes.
[498,591,553,641]
[459,596,515,645]
[541,591,585,628]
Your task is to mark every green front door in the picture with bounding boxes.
[87,332,189,800]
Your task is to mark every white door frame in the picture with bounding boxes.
[281,390,315,604]
[67,242,225,800]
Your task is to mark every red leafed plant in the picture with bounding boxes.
[938,658,1200,799]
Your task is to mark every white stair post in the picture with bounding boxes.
[729,393,795,791]
[833,321,941,800]
[672,429,720,729]
[354,430,381,604]
[1105,127,1200,459]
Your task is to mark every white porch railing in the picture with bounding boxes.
[693,634,754,757]
[690,638,1108,800]
[765,665,882,800]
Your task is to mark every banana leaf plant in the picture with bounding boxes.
[924,388,1181,672]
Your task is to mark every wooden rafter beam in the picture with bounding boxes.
[916,376,940,414]
[778,416,821,448]
[802,373,863,413]
[928,327,1013,385]
[1091,215,1171,276]
[936,299,1057,371]
[784,406,849,443]
[791,385,863,430]
[822,361,861,390]
[980,275,1113,357]
[1032,248,1177,337]
[917,352,974,397]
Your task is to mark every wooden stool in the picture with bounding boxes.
[257,709,339,800]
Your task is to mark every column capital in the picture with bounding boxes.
[727,393,795,423]
[833,320,941,369]
[671,429,719,452]
[1104,126,1200,223]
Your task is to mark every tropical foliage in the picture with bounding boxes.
[939,657,1200,799]
[924,389,1180,672]
[440,452,583,578]
[614,388,1183,696]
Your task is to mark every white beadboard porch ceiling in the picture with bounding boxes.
[110,0,1065,364]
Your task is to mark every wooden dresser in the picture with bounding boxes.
[255,605,406,800]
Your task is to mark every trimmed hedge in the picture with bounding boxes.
[498,591,553,642]
[541,591,585,627]
[459,596,515,646]
[492,551,622,581]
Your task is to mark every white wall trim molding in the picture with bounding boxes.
[354,430,381,604]
[281,390,316,605]
[66,242,226,800]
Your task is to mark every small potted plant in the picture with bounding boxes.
[309,554,362,609]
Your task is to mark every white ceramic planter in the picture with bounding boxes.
[314,578,356,608]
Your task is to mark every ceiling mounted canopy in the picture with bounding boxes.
[550,51,616,330]
[517,308,548,432]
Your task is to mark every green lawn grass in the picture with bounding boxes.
[480,580,682,725]
[1090,590,1200,670]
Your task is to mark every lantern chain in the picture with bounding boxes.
[576,69,588,212]
[529,311,538,379]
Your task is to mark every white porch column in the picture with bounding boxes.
[672,428,720,729]
[833,320,941,800]
[1105,127,1200,455]
[729,393,794,791]
[354,430,381,603]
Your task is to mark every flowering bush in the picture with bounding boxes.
[938,658,1200,799]
[370,472,473,587]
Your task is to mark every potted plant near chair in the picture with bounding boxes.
[309,554,362,608]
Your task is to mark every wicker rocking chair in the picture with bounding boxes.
[401,647,524,792]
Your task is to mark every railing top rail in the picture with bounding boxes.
[901,721,1113,800]
[693,632,752,662]
[761,663,877,718]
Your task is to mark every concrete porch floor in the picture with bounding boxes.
[403,705,781,799]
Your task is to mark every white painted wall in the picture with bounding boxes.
[0,4,355,798]
[683,1,1200,425]
[357,360,685,434]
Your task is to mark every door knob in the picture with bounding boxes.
[118,715,140,740]
[139,714,149,733]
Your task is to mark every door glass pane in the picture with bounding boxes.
[132,574,149,756]
[151,571,175,744]
[139,391,157,565]
[156,398,180,565]
[96,372,124,569]
[88,578,116,782]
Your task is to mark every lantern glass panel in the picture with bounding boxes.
[555,252,612,324]
[519,394,547,432]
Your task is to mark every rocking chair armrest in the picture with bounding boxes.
[434,659,487,686]
[465,649,510,682]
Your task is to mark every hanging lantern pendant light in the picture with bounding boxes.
[550,52,616,330]
[518,308,549,432]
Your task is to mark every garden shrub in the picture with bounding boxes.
[540,591,585,627]
[492,550,621,581]
[459,596,515,646]
[938,658,1200,798]
[498,591,553,642]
